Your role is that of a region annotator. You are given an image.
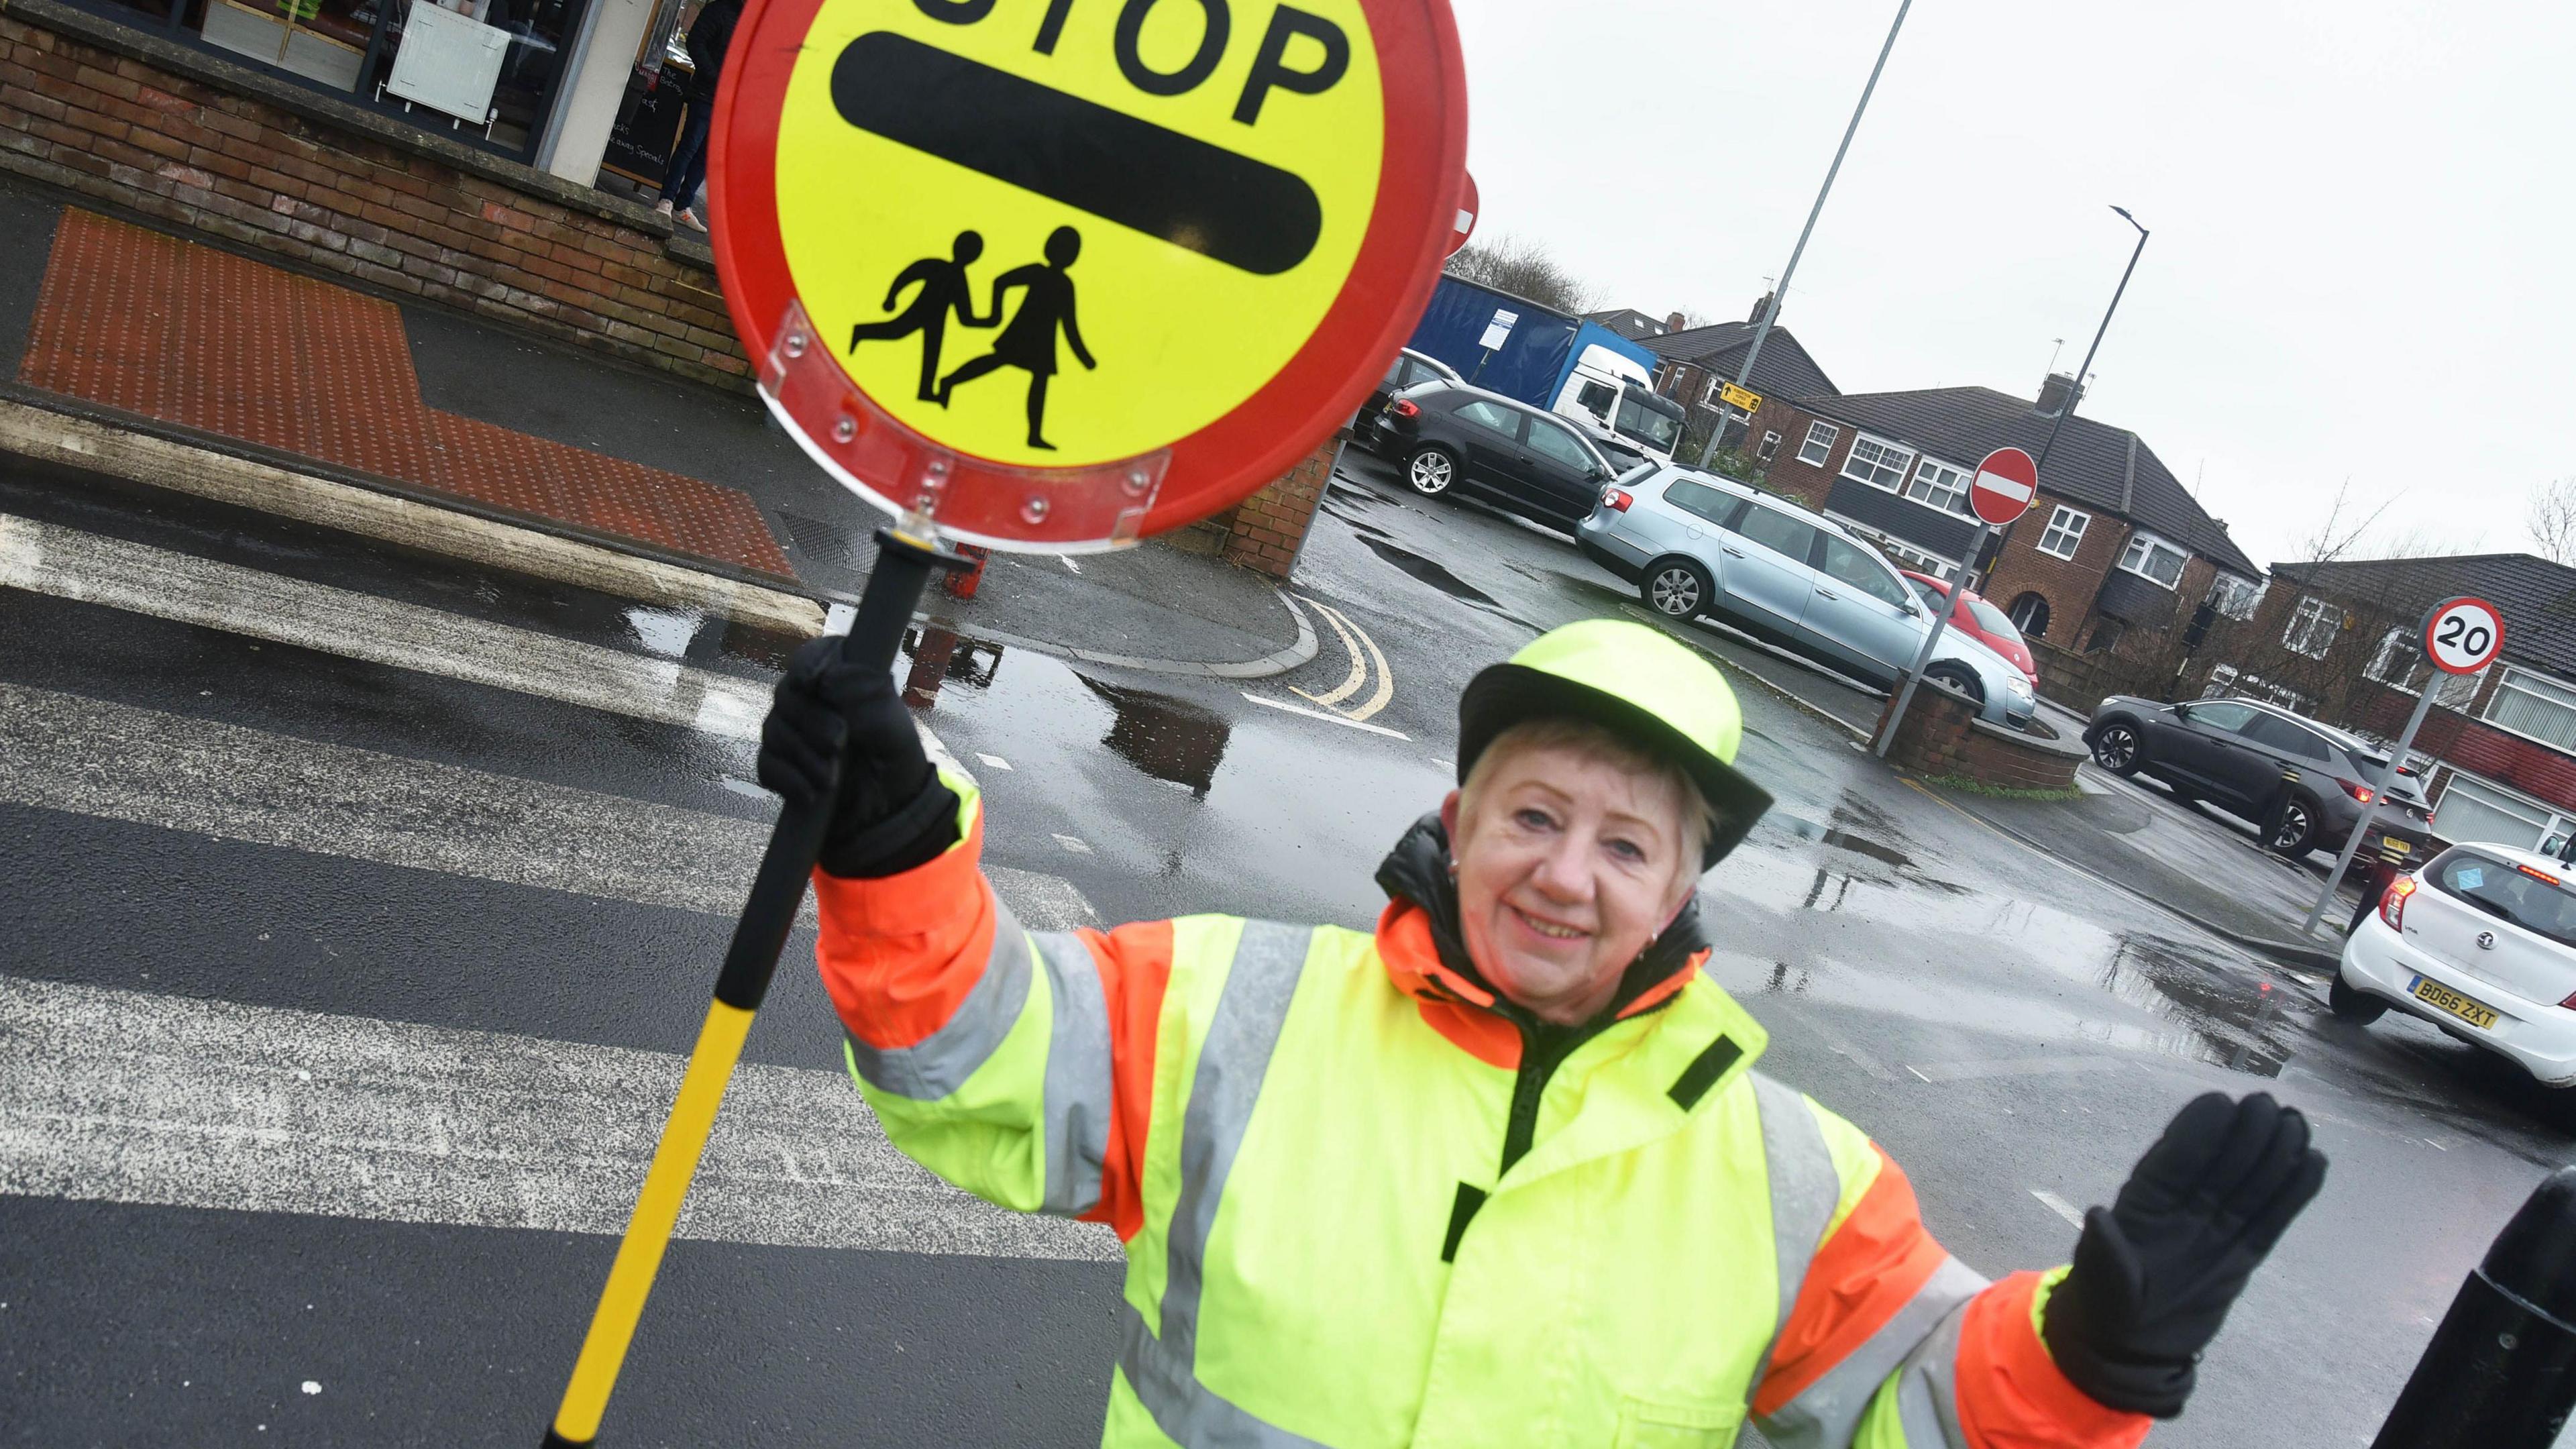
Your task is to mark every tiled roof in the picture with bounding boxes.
[1635,321,1841,402]
[2273,553,2576,679]
[1586,308,1673,341]
[1794,386,2259,578]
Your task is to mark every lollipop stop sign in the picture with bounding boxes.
[713,0,1470,551]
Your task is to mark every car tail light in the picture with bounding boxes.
[1601,487,1633,512]
[2561,988,2576,1010]
[1389,398,1421,419]
[2339,779,2375,805]
[2518,863,2563,888]
[2379,874,2416,930]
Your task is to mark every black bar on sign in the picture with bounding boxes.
[830,32,1323,276]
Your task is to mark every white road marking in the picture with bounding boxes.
[0,510,973,779]
[1060,556,1081,574]
[977,753,1014,771]
[1052,834,1093,855]
[1902,1055,2123,1083]
[2030,1189,2087,1228]
[0,683,1083,929]
[0,974,1116,1262]
[1240,691,1411,740]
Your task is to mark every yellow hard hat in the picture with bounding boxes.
[1458,619,1773,869]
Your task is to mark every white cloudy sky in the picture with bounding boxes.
[1450,0,2571,570]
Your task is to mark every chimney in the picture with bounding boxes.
[2034,371,2084,418]
[1747,292,1775,324]
[1664,311,1686,333]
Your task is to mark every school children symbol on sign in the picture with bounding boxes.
[714,0,1467,543]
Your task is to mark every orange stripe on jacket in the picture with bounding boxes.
[1754,1147,1948,1417]
[1071,920,1173,1242]
[1955,1272,2149,1449]
[810,811,998,1051]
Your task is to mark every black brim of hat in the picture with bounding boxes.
[1458,663,1776,871]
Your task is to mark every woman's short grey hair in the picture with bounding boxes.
[1458,716,1717,875]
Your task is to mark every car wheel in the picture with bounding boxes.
[1642,559,1709,620]
[2328,973,2388,1024]
[1925,664,1986,709]
[2090,722,2142,775]
[1404,447,1458,498]
[2268,795,2320,857]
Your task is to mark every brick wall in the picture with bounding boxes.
[1218,430,1339,579]
[1981,492,2131,650]
[1877,680,2084,792]
[1746,398,1842,511]
[0,3,751,390]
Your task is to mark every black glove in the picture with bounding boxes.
[2043,1091,2327,1418]
[755,635,957,877]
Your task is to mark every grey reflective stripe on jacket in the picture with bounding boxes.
[1034,929,1115,1216]
[1123,920,1319,1447]
[845,894,1034,1100]
[1748,1071,1841,1398]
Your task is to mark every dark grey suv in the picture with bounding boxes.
[2084,694,2434,859]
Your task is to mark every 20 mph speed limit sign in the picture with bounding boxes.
[2423,596,2506,674]
[711,0,1468,548]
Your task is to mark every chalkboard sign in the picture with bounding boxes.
[601,59,692,188]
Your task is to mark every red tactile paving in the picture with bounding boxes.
[19,210,798,580]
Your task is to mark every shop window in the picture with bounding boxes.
[193,0,377,90]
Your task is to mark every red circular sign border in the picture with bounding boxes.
[2422,594,2506,675]
[1968,445,2039,528]
[707,0,1469,542]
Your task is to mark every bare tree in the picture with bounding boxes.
[2529,477,2576,566]
[1445,233,1601,314]
[2290,479,2482,564]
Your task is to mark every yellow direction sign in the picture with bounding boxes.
[1719,381,1762,413]
[716,0,1469,545]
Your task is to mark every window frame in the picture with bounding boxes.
[2366,627,2484,706]
[1525,416,1601,474]
[2282,594,2337,659]
[2116,529,2188,590]
[1452,398,1525,438]
[2209,572,2266,621]
[1900,455,1972,517]
[1733,502,1823,566]
[2482,664,2576,754]
[1757,430,1782,463]
[1795,421,1841,467]
[2435,769,2576,855]
[1839,432,1916,492]
[2036,505,2090,560]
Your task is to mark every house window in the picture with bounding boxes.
[2209,573,2265,621]
[2116,529,2187,589]
[1757,431,1781,463]
[2036,506,2089,559]
[2366,629,2483,706]
[2282,596,2337,659]
[2435,771,2576,855]
[1796,421,1840,466]
[2203,663,2239,698]
[2485,665,2576,753]
[1704,375,1725,404]
[1840,433,1914,491]
[2008,592,2051,639]
[1902,456,1971,516]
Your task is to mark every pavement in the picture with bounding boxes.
[0,171,1310,678]
[12,433,2576,1448]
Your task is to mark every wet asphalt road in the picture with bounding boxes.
[5,447,2575,1447]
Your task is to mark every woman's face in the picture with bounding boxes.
[1440,741,1697,1026]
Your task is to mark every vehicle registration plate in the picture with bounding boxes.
[2410,975,2500,1030]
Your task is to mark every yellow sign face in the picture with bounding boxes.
[1719,382,1762,413]
[772,0,1385,470]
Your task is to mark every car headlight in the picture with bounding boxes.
[2008,678,2034,701]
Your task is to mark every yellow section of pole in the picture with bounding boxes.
[546,998,757,1445]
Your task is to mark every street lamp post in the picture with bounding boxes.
[1695,0,1915,468]
[1984,208,2149,580]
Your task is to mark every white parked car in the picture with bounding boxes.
[2335,843,2576,1086]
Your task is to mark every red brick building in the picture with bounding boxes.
[1733,372,2263,706]
[2181,553,2576,855]
[1628,303,1841,458]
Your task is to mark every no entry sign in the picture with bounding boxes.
[1968,446,2039,527]
[2424,596,2505,674]
[711,0,1468,549]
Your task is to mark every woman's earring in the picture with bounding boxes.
[1446,857,1458,879]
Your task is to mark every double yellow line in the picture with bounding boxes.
[1291,596,1395,722]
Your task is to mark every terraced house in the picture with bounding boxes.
[1733,370,2263,706]
[2182,552,2576,857]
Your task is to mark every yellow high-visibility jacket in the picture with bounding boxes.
[812,790,2147,1449]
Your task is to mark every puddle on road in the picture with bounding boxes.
[1354,536,1546,632]
[1076,676,1232,799]
[900,625,1006,707]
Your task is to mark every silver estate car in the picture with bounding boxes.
[1578,466,2037,727]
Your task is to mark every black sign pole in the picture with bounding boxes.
[2372,1167,2576,1448]
[540,527,964,1448]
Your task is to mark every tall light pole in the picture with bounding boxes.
[1980,205,2149,581]
[1695,0,1915,466]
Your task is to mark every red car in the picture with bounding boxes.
[1900,572,2039,687]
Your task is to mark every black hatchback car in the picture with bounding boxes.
[2084,694,2434,859]
[1374,382,1625,530]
